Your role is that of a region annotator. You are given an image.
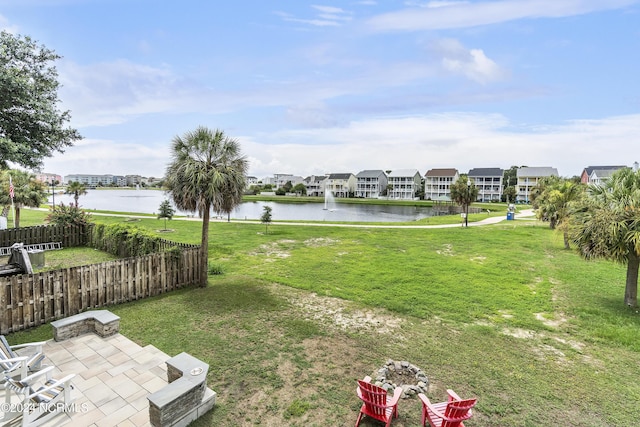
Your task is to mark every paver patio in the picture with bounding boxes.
[3,333,171,427]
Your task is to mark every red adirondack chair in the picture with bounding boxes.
[355,375,403,427]
[418,389,477,427]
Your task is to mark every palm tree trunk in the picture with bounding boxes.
[14,207,20,228]
[199,205,211,287]
[563,231,570,250]
[625,251,639,308]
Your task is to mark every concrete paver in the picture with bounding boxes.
[2,333,171,427]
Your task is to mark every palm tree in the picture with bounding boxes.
[164,127,248,287]
[65,181,88,207]
[570,168,640,307]
[0,169,47,227]
[534,179,584,248]
[450,175,479,227]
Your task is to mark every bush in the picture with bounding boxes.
[90,223,163,257]
[45,203,92,227]
[208,262,224,275]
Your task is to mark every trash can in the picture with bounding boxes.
[28,249,45,268]
[506,212,514,221]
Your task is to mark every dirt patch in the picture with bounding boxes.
[535,312,567,329]
[274,286,404,336]
[436,244,454,256]
[304,237,340,247]
[249,240,295,259]
[502,328,536,339]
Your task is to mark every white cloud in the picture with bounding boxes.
[41,112,640,180]
[58,60,206,127]
[276,5,352,27]
[241,112,640,179]
[368,0,638,31]
[43,138,170,178]
[311,5,347,14]
[0,14,19,33]
[429,38,505,83]
[405,1,470,8]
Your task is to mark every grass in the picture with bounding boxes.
[7,207,640,426]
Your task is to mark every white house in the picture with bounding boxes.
[355,170,388,198]
[516,167,558,203]
[303,175,328,197]
[424,168,459,200]
[326,173,356,198]
[468,168,504,202]
[387,169,422,200]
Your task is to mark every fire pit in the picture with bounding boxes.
[374,360,429,398]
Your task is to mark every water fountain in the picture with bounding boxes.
[323,183,336,211]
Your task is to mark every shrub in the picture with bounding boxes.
[45,203,92,227]
[208,262,224,275]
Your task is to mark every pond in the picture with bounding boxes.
[49,189,447,222]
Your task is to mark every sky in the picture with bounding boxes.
[1,0,639,180]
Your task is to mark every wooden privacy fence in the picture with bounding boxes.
[0,247,202,334]
[0,224,90,248]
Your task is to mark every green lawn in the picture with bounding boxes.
[7,208,640,426]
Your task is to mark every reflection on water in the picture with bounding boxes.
[50,189,441,222]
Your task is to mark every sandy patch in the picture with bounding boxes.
[249,240,296,259]
[436,244,454,256]
[283,291,404,335]
[535,312,567,329]
[304,237,340,247]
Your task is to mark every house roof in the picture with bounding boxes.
[468,168,503,177]
[356,170,386,178]
[387,169,420,177]
[517,167,558,178]
[304,175,327,183]
[425,168,458,177]
[327,173,354,180]
[590,168,623,179]
[582,165,627,176]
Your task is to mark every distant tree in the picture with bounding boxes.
[570,168,640,307]
[502,185,516,203]
[503,166,520,189]
[292,183,307,195]
[65,181,88,207]
[415,179,425,200]
[275,187,286,196]
[0,31,82,169]
[450,175,479,227]
[247,185,261,195]
[283,181,293,193]
[386,184,393,199]
[261,206,273,234]
[263,184,273,191]
[157,199,175,230]
[164,127,248,287]
[0,169,47,227]
[46,203,92,227]
[502,166,522,203]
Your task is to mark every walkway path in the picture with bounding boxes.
[76,208,536,229]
